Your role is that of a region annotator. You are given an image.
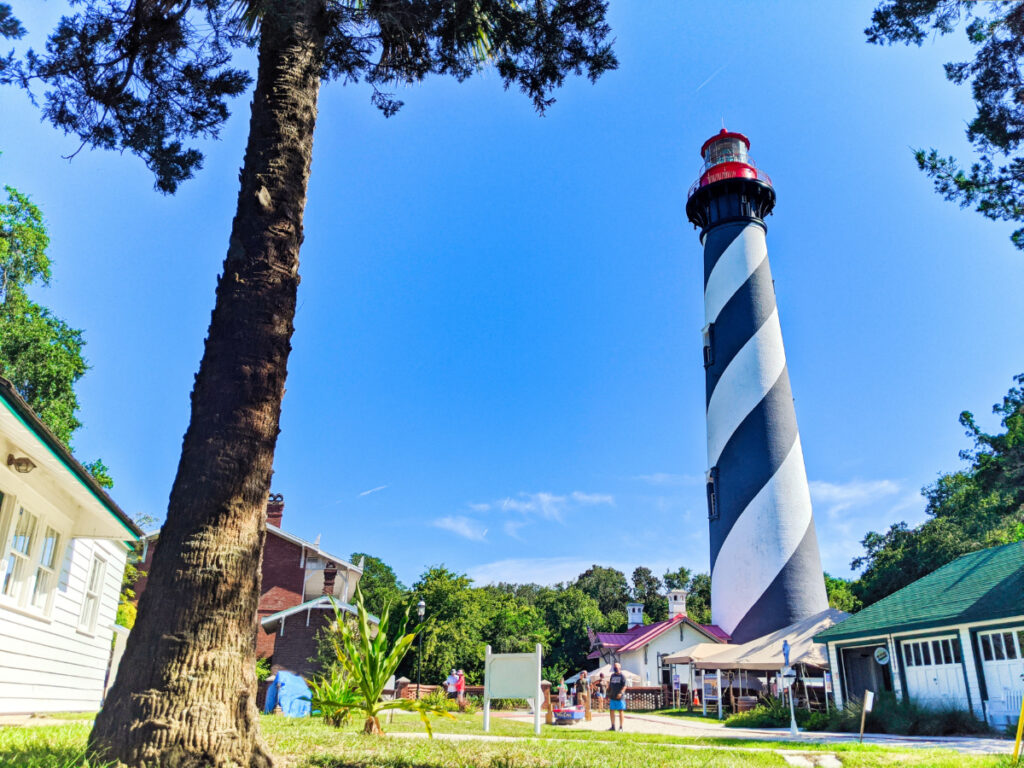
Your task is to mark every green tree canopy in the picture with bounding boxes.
[824,573,862,614]
[631,566,666,623]
[573,564,630,617]
[684,572,711,626]
[406,566,488,684]
[867,1,1024,249]
[0,183,87,445]
[350,551,405,620]
[852,374,1024,606]
[535,585,603,680]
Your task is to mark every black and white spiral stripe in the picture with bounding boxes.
[703,221,828,643]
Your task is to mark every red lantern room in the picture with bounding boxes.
[685,128,776,234]
[695,129,770,190]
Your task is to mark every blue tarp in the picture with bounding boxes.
[264,671,311,717]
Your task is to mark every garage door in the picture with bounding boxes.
[900,636,968,709]
[977,628,1024,698]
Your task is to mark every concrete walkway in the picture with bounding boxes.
[499,711,1013,755]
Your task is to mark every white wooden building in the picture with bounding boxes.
[587,591,730,686]
[0,378,142,713]
[815,542,1024,728]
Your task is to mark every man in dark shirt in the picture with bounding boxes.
[606,662,627,731]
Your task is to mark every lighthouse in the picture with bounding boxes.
[685,130,828,644]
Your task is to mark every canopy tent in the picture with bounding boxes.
[566,664,641,685]
[693,608,849,671]
[662,642,729,665]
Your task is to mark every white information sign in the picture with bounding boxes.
[483,644,542,735]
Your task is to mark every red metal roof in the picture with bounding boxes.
[591,616,729,653]
[591,630,640,646]
[617,615,686,651]
[701,624,732,642]
[700,129,750,156]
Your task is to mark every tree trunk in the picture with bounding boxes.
[90,2,325,765]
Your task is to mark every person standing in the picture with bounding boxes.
[445,669,457,700]
[557,677,568,710]
[456,669,466,708]
[575,670,589,709]
[607,662,627,731]
[593,672,607,711]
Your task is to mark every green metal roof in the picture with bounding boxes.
[815,542,1024,643]
[0,377,142,541]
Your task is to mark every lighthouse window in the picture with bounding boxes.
[702,324,715,367]
[706,467,719,520]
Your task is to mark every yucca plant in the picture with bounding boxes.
[308,665,361,727]
[326,587,453,735]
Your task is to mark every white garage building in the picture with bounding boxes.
[815,541,1024,727]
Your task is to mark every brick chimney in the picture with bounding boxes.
[322,561,338,597]
[266,493,284,528]
[627,602,644,630]
[668,589,688,619]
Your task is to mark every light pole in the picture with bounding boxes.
[416,599,425,700]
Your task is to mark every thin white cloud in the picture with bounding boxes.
[634,473,702,487]
[571,491,614,506]
[467,556,703,587]
[809,479,900,516]
[358,485,389,497]
[503,520,527,541]
[695,63,728,93]
[809,479,927,578]
[467,502,491,512]
[433,515,488,542]
[501,492,567,520]
[500,497,536,513]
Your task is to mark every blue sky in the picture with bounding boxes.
[1,1,1022,588]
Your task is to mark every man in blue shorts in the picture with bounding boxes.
[607,662,627,731]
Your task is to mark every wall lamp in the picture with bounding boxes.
[7,454,36,474]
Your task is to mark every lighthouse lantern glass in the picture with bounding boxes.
[704,137,749,168]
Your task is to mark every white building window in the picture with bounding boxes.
[979,629,1023,662]
[706,467,719,520]
[31,526,61,611]
[702,324,715,368]
[2,506,39,603]
[79,555,106,632]
[0,493,68,617]
[902,637,961,667]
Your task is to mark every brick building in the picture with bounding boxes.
[134,493,370,677]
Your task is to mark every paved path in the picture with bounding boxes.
[498,711,1012,755]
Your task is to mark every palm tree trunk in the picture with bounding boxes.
[90,2,325,765]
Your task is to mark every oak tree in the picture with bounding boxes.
[852,374,1024,606]
[868,1,1024,249]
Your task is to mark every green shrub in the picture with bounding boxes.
[421,687,456,712]
[488,698,528,711]
[308,666,361,727]
[255,657,272,683]
[724,697,819,729]
[725,692,989,736]
[825,693,990,736]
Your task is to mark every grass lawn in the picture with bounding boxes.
[0,712,1014,767]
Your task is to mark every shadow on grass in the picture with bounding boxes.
[0,722,110,768]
